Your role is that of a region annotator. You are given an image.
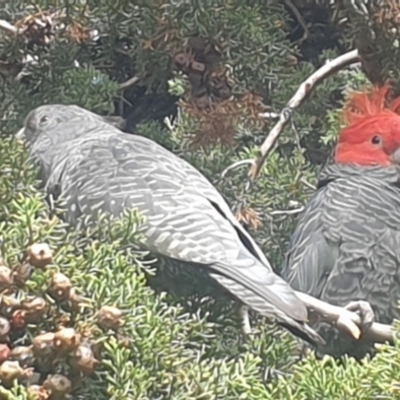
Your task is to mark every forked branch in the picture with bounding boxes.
[250,49,361,179]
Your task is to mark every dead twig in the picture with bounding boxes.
[220,159,255,180]
[300,177,316,191]
[269,207,304,216]
[119,75,140,91]
[284,0,309,45]
[258,111,280,120]
[296,291,395,344]
[250,49,361,179]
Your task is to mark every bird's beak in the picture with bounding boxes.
[15,128,25,140]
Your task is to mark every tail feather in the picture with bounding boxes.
[209,272,325,345]
[279,321,325,346]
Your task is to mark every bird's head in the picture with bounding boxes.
[17,104,85,145]
[16,104,124,145]
[335,85,400,167]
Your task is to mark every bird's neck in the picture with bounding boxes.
[317,162,400,190]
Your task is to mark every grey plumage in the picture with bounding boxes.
[18,104,322,344]
[282,162,400,357]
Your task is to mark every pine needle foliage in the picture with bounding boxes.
[0,1,399,399]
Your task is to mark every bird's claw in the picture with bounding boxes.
[344,300,375,334]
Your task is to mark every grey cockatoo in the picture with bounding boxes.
[281,85,400,357]
[16,103,323,345]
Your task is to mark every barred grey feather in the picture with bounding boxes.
[282,163,400,356]
[19,104,322,344]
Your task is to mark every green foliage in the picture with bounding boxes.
[268,335,400,400]
[334,0,400,89]
[0,0,398,399]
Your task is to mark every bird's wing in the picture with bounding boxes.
[320,174,400,321]
[282,165,400,321]
[281,186,336,298]
[45,130,308,323]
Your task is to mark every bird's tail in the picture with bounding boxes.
[279,320,325,347]
[209,272,325,346]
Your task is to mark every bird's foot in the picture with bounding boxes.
[344,300,375,335]
[239,305,252,337]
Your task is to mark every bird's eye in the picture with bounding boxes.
[371,135,382,145]
[39,115,50,124]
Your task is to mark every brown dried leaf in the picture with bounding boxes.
[66,22,91,44]
[236,207,263,230]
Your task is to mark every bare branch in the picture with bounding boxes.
[269,207,304,216]
[119,75,140,91]
[250,49,361,179]
[258,111,280,120]
[296,291,395,344]
[0,19,18,35]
